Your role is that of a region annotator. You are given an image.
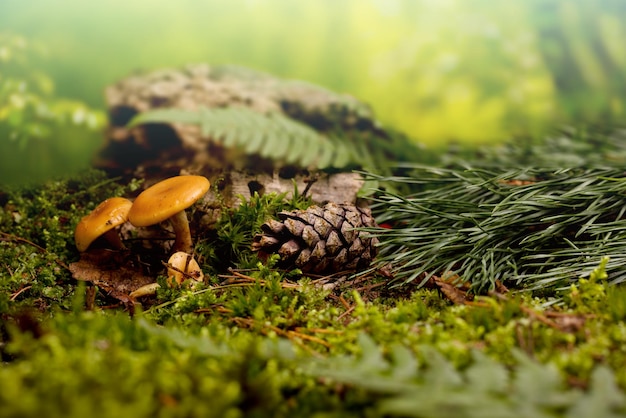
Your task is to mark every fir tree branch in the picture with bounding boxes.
[366,165,626,291]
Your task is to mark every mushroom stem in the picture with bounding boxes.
[103,228,126,250]
[169,210,193,253]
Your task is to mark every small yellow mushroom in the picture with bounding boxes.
[166,251,204,287]
[74,197,133,252]
[129,283,161,300]
[128,175,210,253]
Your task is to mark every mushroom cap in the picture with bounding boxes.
[74,197,133,252]
[128,175,210,227]
[167,251,204,287]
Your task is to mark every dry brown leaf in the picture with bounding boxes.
[69,249,156,303]
[433,275,473,305]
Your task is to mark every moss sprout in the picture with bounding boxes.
[2,165,626,417]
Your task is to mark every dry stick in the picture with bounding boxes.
[309,270,353,284]
[0,231,71,271]
[85,285,97,311]
[286,330,332,348]
[232,317,326,357]
[488,291,563,330]
[150,270,303,313]
[294,327,343,335]
[300,174,318,198]
[337,306,355,322]
[336,292,357,322]
[9,285,32,301]
[430,276,570,332]
[196,307,334,346]
[216,306,233,314]
[436,280,573,333]
[208,272,339,344]
[519,305,562,329]
[3,263,13,276]
[515,322,535,357]
[338,294,352,310]
[193,306,233,315]
[0,231,46,252]
[544,311,597,319]
[206,297,338,345]
[225,269,264,281]
[161,260,199,282]
[354,282,386,293]
[224,269,301,289]
[213,282,257,290]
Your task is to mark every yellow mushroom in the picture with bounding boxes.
[166,251,204,287]
[129,282,161,300]
[128,175,210,253]
[74,197,133,252]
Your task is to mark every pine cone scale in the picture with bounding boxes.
[325,231,342,256]
[302,225,321,248]
[253,202,379,275]
[312,216,332,239]
[279,240,300,259]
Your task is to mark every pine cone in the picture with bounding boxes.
[252,202,379,274]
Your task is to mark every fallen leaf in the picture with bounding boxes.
[69,249,156,303]
[433,275,472,305]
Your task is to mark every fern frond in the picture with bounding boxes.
[307,333,626,418]
[129,106,358,169]
[128,105,427,174]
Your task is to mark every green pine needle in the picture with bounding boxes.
[366,165,626,291]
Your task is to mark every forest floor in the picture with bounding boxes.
[2,152,626,417]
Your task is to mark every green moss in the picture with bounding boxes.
[0,169,139,312]
[196,190,312,275]
[2,171,626,417]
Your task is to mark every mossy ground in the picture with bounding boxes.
[2,170,626,417]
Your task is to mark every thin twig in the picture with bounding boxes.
[232,317,327,356]
[10,285,32,301]
[0,231,47,252]
[337,306,355,322]
[338,294,352,310]
[294,327,343,335]
[222,268,301,289]
[0,231,71,271]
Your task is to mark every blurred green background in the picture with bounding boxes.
[1,0,626,184]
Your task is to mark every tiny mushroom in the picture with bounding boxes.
[128,175,210,254]
[166,251,204,287]
[129,282,161,300]
[74,197,133,252]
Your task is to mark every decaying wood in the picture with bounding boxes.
[96,64,380,210]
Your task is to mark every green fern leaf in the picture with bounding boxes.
[388,344,419,380]
[127,108,202,127]
[464,350,509,395]
[245,129,266,154]
[511,349,577,414]
[566,366,626,418]
[127,106,381,170]
[328,136,352,168]
[355,332,388,373]
[316,140,337,169]
[198,106,214,137]
[419,346,464,388]
[298,130,322,167]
